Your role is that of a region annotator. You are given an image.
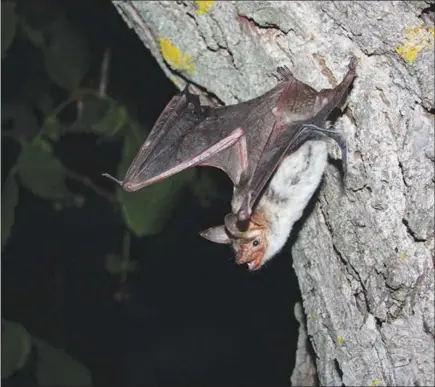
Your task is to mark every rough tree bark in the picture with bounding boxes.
[112,1,434,386]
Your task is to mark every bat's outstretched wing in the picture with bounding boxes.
[105,87,249,192]
[106,78,294,192]
[233,58,357,220]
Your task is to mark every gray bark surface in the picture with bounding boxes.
[112,1,434,386]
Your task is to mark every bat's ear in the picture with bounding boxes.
[199,225,232,244]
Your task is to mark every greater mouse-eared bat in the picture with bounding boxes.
[104,58,357,269]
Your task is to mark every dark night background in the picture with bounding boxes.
[2,1,303,386]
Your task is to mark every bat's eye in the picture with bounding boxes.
[252,239,260,247]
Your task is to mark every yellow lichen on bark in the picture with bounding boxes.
[396,25,434,63]
[158,37,195,75]
[194,1,215,15]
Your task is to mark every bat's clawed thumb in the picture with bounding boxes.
[102,173,123,186]
[224,213,250,238]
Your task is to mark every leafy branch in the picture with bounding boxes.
[1,0,217,258]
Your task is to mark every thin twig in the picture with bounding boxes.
[75,99,84,123]
[99,47,111,97]
[64,168,117,205]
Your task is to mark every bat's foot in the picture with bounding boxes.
[276,65,294,80]
[348,56,357,71]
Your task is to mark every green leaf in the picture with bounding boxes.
[42,115,62,141]
[1,105,40,140]
[1,319,32,380]
[43,18,90,90]
[17,0,58,32]
[73,93,111,132]
[20,23,45,48]
[33,337,93,386]
[74,93,129,138]
[1,170,19,250]
[1,2,18,58]
[92,101,129,138]
[17,137,70,200]
[118,131,194,237]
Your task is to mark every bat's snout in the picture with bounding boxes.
[236,247,264,271]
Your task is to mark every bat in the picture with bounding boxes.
[200,58,357,270]
[103,58,357,269]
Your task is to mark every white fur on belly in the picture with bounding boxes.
[257,141,328,263]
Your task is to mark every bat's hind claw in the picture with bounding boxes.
[299,124,348,177]
[348,56,357,71]
[276,65,293,80]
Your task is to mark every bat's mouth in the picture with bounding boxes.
[236,249,264,271]
[247,256,263,271]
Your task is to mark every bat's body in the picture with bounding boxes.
[253,140,328,268]
[202,140,328,270]
[103,58,357,271]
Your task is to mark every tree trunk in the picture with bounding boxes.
[112,1,434,386]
